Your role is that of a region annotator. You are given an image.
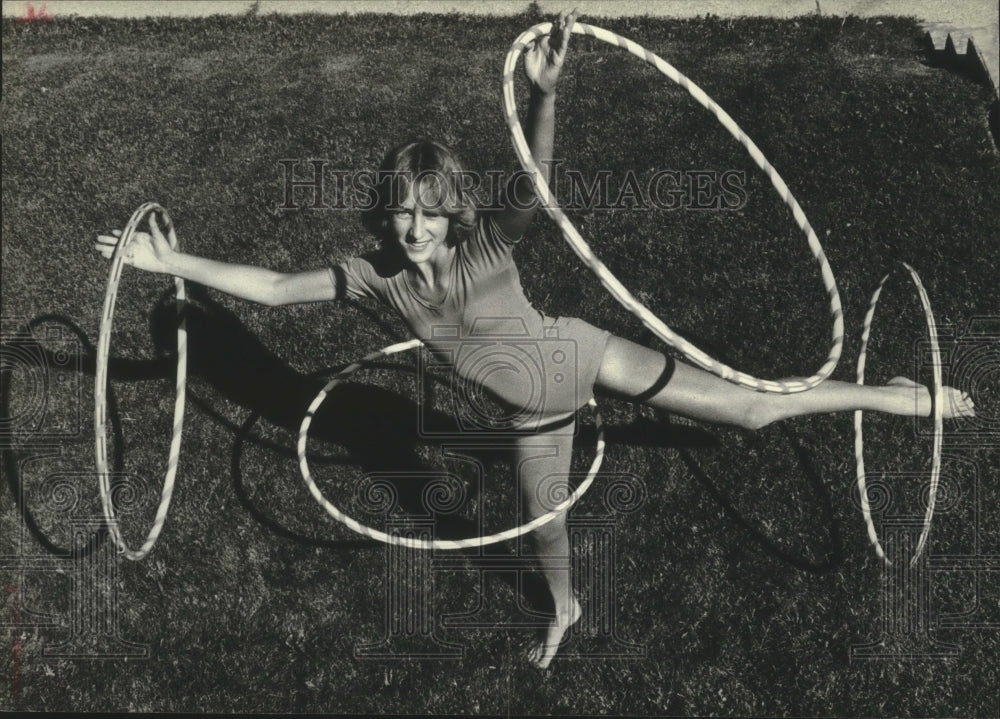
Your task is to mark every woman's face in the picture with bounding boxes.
[390,180,451,264]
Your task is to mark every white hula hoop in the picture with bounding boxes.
[297,338,605,550]
[95,202,187,560]
[503,21,844,394]
[854,262,943,566]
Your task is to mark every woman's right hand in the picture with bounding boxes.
[523,8,577,95]
[94,214,174,274]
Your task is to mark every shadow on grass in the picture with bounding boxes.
[148,287,724,539]
[148,287,608,623]
[625,329,845,572]
[677,425,845,573]
[145,285,499,550]
[3,295,745,630]
[1,313,133,559]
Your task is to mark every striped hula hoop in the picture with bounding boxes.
[95,202,187,560]
[297,338,605,550]
[854,262,943,566]
[502,22,844,393]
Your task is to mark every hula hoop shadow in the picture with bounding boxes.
[677,423,844,573]
[150,287,489,546]
[230,409,384,552]
[231,374,491,551]
[150,284,419,433]
[1,314,144,560]
[613,327,843,569]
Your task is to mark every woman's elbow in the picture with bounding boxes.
[259,274,291,306]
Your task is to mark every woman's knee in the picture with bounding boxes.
[742,400,777,430]
[594,335,675,402]
[529,513,568,549]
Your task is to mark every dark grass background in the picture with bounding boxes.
[2,7,999,716]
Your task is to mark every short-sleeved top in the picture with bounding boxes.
[331,214,609,427]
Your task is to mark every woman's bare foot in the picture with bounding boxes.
[528,594,582,670]
[887,377,975,419]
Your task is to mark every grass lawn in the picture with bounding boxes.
[2,8,999,716]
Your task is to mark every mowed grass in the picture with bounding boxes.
[2,9,999,716]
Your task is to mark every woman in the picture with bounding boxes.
[96,10,973,669]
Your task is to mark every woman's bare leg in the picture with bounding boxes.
[514,428,582,669]
[594,335,975,428]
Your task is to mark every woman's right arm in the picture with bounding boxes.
[94,215,337,306]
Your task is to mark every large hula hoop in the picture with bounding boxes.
[95,202,187,560]
[298,339,605,550]
[854,262,943,566]
[503,22,843,394]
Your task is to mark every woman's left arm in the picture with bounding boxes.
[494,9,577,242]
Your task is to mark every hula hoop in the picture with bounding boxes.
[297,338,605,550]
[502,22,844,394]
[854,262,942,566]
[95,202,187,560]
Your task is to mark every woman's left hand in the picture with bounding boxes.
[523,8,578,95]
